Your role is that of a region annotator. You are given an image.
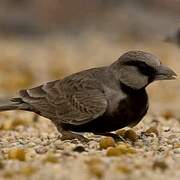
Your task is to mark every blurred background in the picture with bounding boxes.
[0,0,180,117]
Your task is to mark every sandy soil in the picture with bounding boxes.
[0,112,179,180]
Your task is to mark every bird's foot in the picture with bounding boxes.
[60,131,89,142]
[95,132,126,142]
[116,135,126,142]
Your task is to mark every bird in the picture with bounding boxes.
[0,51,177,141]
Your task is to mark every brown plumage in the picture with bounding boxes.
[0,51,177,141]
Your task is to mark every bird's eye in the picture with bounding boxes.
[124,61,155,75]
[137,62,147,69]
[125,61,147,70]
[137,62,155,75]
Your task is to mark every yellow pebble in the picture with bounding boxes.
[161,110,174,120]
[174,143,180,148]
[152,160,168,171]
[145,126,159,136]
[117,144,136,154]
[20,166,37,176]
[124,129,138,142]
[106,144,137,156]
[12,118,29,127]
[8,147,26,161]
[99,137,115,149]
[43,153,59,163]
[3,170,14,178]
[106,147,123,156]
[116,143,129,149]
[0,161,4,169]
[116,165,132,174]
[1,120,13,130]
[86,158,104,178]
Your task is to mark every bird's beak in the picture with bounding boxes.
[154,65,177,80]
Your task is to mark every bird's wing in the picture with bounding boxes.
[18,77,108,125]
[53,77,108,125]
[18,80,60,120]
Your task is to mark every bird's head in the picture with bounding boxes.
[110,51,177,90]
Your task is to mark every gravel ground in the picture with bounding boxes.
[0,111,179,180]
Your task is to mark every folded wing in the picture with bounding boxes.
[19,76,107,125]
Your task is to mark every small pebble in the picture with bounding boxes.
[43,153,59,163]
[27,142,36,148]
[161,110,174,120]
[8,147,26,161]
[152,160,168,171]
[88,141,99,149]
[33,138,42,145]
[99,137,115,149]
[73,145,86,153]
[35,146,48,154]
[174,143,180,148]
[25,149,36,161]
[54,140,63,150]
[106,144,136,156]
[1,120,13,130]
[3,170,14,178]
[41,140,51,146]
[116,144,136,154]
[145,126,159,136]
[106,147,122,156]
[20,166,38,176]
[123,129,138,142]
[12,118,29,127]
[86,158,104,178]
[116,165,132,174]
[0,161,4,169]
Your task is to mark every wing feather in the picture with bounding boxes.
[54,78,108,125]
[18,69,108,125]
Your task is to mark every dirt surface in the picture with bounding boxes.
[0,112,179,180]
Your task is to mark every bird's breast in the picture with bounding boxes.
[105,89,148,128]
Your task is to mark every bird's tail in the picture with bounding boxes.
[0,98,26,112]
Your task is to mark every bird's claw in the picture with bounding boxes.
[60,132,89,143]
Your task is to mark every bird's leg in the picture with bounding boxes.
[94,132,126,142]
[57,126,89,142]
[61,131,89,142]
